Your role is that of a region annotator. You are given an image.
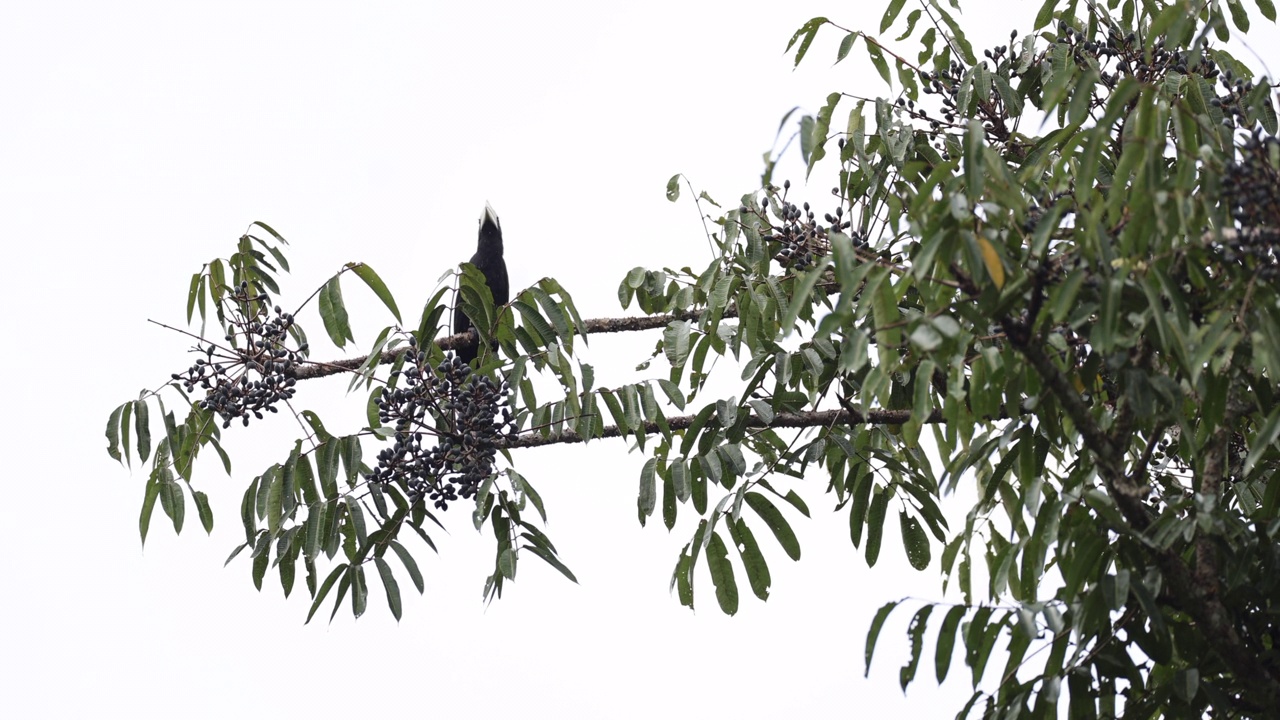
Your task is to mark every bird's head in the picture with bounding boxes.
[478,201,502,253]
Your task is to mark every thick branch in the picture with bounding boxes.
[292,307,741,381]
[497,407,943,449]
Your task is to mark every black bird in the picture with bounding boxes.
[453,202,509,364]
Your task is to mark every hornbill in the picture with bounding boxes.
[453,202,509,364]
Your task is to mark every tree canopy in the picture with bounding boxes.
[107,0,1280,716]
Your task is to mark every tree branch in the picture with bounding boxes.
[291,307,741,380]
[498,407,943,449]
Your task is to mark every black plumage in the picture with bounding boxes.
[453,202,509,364]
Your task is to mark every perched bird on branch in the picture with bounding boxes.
[453,202,509,364]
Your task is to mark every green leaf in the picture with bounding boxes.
[880,0,907,32]
[664,320,692,368]
[899,511,931,570]
[350,565,368,618]
[106,403,125,463]
[935,605,967,682]
[139,469,162,547]
[121,401,132,469]
[266,466,283,536]
[389,540,425,594]
[133,399,151,464]
[705,530,739,615]
[866,42,892,86]
[728,516,770,601]
[1033,0,1057,29]
[1256,0,1277,21]
[240,477,258,542]
[666,174,681,202]
[186,272,202,324]
[318,276,354,349]
[279,544,296,598]
[252,541,269,591]
[836,32,858,63]
[786,17,828,67]
[657,379,686,410]
[303,503,323,561]
[348,263,402,323]
[638,458,657,525]
[865,488,890,566]
[1229,0,1251,31]
[375,557,403,621]
[524,543,579,583]
[250,220,289,247]
[900,605,933,691]
[161,478,185,534]
[744,492,801,560]
[865,600,900,676]
[223,542,249,567]
[306,564,347,624]
[193,490,214,534]
[345,496,368,551]
[929,1,975,64]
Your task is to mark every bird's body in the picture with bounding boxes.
[453,202,508,364]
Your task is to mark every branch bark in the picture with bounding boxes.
[498,407,943,449]
[291,306,741,381]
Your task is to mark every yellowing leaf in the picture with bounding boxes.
[977,236,1005,289]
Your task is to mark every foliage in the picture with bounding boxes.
[106,0,1280,715]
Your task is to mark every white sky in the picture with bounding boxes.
[4,2,1279,718]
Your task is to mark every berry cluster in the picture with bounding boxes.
[1212,69,1259,131]
[367,341,516,510]
[1219,130,1280,281]
[171,282,306,428]
[744,179,865,270]
[917,31,1021,144]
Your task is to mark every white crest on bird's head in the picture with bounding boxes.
[481,202,500,229]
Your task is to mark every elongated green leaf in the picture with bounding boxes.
[865,600,900,676]
[318,276,354,349]
[375,557,403,621]
[106,403,125,463]
[900,511,931,570]
[728,517,770,601]
[705,530,739,615]
[787,17,829,67]
[350,564,368,618]
[139,469,162,546]
[837,33,858,63]
[133,399,151,464]
[306,564,348,624]
[935,605,967,682]
[525,543,579,583]
[389,540,425,594]
[866,489,890,566]
[193,490,214,534]
[880,0,907,32]
[638,458,657,525]
[348,263,402,323]
[744,492,801,560]
[900,605,933,691]
[240,477,258,542]
[345,496,368,550]
[664,320,692,368]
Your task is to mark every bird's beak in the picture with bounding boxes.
[481,202,500,228]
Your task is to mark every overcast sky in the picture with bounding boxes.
[4,2,1280,718]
